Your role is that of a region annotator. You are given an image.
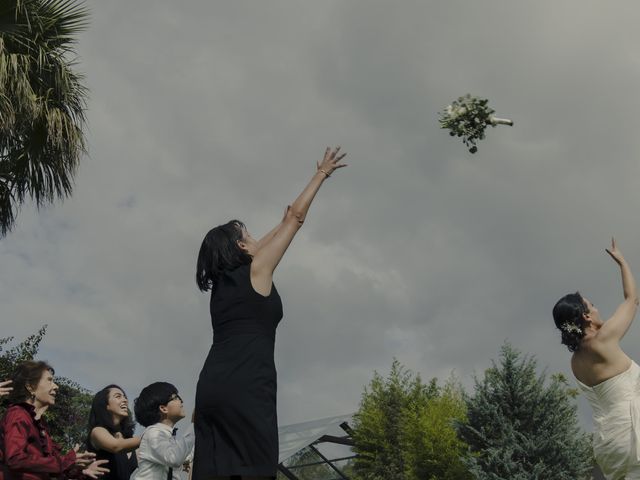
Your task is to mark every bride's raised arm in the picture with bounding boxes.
[599,238,639,343]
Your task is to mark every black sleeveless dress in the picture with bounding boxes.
[193,263,283,479]
[92,448,137,480]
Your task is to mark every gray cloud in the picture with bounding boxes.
[3,1,640,431]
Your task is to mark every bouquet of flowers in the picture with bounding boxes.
[439,94,513,153]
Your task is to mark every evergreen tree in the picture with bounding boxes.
[352,359,471,480]
[0,326,93,450]
[456,342,592,480]
[402,376,472,480]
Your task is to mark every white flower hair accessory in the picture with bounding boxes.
[560,323,583,335]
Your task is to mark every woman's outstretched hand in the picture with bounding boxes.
[73,445,96,466]
[606,238,626,266]
[0,380,12,396]
[82,460,110,479]
[317,146,347,177]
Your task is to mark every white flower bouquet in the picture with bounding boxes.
[439,94,513,153]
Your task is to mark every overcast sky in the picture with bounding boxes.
[3,1,640,430]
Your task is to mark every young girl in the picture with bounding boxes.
[86,385,140,480]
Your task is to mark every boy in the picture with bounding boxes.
[130,383,193,480]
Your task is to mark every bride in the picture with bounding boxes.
[553,239,639,479]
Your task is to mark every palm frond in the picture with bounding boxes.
[0,0,89,235]
[0,176,16,237]
[31,0,89,52]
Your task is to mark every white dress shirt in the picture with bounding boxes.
[130,423,195,480]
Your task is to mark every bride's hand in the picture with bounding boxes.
[606,238,626,266]
[317,146,347,177]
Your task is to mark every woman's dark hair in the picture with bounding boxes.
[553,292,588,352]
[133,382,178,427]
[7,360,54,404]
[196,219,252,293]
[86,384,135,451]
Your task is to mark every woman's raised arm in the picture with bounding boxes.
[256,206,290,250]
[599,238,639,342]
[90,427,140,454]
[250,146,347,295]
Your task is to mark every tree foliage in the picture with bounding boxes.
[0,325,92,450]
[0,0,89,236]
[402,378,472,480]
[456,342,593,480]
[351,359,471,480]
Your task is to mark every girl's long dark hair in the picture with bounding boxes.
[196,219,252,293]
[86,384,135,451]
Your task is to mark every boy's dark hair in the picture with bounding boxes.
[86,384,135,451]
[7,360,54,404]
[134,382,178,427]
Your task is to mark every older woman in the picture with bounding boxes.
[0,360,108,480]
[553,239,640,479]
[192,146,347,480]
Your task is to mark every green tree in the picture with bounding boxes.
[0,0,89,236]
[352,359,471,480]
[456,342,593,480]
[0,326,93,450]
[402,376,472,480]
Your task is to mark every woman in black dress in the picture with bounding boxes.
[193,146,347,480]
[86,385,140,480]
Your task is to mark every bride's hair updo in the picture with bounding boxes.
[552,292,588,352]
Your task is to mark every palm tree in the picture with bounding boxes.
[0,0,89,236]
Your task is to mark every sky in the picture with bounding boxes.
[3,1,640,430]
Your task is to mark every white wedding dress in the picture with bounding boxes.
[577,361,640,479]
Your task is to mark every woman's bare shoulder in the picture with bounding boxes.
[571,342,631,386]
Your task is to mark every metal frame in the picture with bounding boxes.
[277,422,355,480]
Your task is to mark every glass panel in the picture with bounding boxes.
[279,414,353,463]
[333,458,356,477]
[284,446,323,469]
[313,442,354,461]
[292,465,342,480]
